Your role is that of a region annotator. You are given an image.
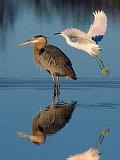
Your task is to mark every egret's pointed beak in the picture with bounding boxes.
[19,39,33,46]
[53,32,61,35]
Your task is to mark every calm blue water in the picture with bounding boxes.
[0,0,120,160]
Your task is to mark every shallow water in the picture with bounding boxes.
[0,0,120,160]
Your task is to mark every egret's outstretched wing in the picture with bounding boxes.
[62,28,96,44]
[61,28,101,56]
[87,11,107,43]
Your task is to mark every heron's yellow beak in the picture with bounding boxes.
[17,132,46,144]
[19,39,36,46]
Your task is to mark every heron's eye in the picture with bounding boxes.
[70,37,77,43]
[40,48,45,54]
[38,126,44,132]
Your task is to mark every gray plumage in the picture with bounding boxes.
[33,44,76,80]
[32,101,76,135]
[19,35,76,80]
[17,101,76,144]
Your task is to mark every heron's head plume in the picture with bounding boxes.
[19,35,47,46]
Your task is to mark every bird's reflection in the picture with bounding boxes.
[67,128,109,160]
[17,94,77,144]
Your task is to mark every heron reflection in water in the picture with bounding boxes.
[67,128,109,160]
[17,95,76,144]
[19,35,76,94]
[54,10,110,76]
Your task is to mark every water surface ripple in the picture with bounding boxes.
[0,77,120,90]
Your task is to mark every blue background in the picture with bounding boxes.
[0,0,120,160]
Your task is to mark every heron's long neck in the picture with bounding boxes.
[33,43,46,64]
[34,42,47,50]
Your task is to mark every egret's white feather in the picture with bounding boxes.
[61,28,101,56]
[87,10,107,37]
[67,148,100,160]
[62,28,95,43]
[66,129,109,160]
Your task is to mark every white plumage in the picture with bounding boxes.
[60,10,107,56]
[87,10,107,37]
[67,148,100,160]
[61,28,101,56]
[55,10,109,75]
[66,128,109,160]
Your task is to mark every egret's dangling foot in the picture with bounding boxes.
[94,128,109,149]
[95,55,110,76]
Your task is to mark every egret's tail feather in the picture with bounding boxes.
[92,47,101,55]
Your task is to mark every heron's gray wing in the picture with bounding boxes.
[62,28,95,44]
[33,45,72,66]
[32,102,76,135]
[87,10,107,37]
[33,45,76,79]
[44,45,72,66]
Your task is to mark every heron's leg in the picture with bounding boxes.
[56,76,60,97]
[52,75,57,97]
[52,94,56,107]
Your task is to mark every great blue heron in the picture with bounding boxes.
[54,10,109,75]
[19,35,76,92]
[67,128,109,160]
[17,96,76,144]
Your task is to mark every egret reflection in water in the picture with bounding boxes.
[54,10,109,76]
[67,128,109,160]
[17,95,77,144]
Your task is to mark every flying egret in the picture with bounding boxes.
[54,10,109,75]
[19,35,76,92]
[67,128,109,160]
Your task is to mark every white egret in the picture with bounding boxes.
[54,10,109,75]
[67,128,109,160]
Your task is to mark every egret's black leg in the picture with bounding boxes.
[94,128,109,149]
[95,56,103,70]
[95,55,105,68]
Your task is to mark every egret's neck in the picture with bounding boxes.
[65,37,78,49]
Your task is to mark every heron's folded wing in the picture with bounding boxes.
[87,10,107,43]
[32,103,75,135]
[44,45,73,66]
